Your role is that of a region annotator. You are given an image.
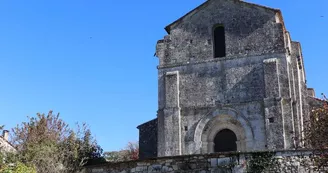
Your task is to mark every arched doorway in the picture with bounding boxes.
[198,112,251,153]
[214,129,237,152]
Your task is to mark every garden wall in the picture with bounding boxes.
[82,150,325,173]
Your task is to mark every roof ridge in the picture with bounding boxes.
[136,118,157,129]
[238,0,279,12]
[165,0,211,33]
[164,0,280,34]
[309,96,328,102]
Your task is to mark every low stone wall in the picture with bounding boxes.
[83,150,324,173]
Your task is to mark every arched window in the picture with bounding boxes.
[213,25,226,58]
[214,129,237,152]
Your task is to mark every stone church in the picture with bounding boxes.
[138,0,320,159]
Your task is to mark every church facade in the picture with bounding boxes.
[138,0,317,159]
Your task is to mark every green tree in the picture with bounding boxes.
[10,111,105,173]
[0,162,36,173]
[1,128,36,173]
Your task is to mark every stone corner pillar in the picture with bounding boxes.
[157,71,182,157]
[263,58,285,149]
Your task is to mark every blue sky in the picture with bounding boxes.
[0,0,327,152]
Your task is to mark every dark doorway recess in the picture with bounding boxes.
[214,129,237,152]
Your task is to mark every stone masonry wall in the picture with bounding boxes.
[139,0,310,158]
[155,0,291,157]
[157,0,285,67]
[138,119,158,159]
[83,150,321,173]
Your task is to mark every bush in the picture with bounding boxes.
[0,162,36,173]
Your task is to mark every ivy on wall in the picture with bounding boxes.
[246,152,278,173]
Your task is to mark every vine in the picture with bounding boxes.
[246,152,278,173]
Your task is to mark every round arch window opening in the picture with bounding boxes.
[214,129,237,152]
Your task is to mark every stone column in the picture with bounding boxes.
[159,71,182,156]
[280,60,296,149]
[291,42,302,147]
[263,58,285,149]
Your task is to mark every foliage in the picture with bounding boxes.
[125,142,139,161]
[0,149,36,173]
[246,152,278,173]
[304,94,328,171]
[10,111,105,173]
[103,151,120,162]
[104,142,139,162]
[305,95,328,149]
[0,162,36,173]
